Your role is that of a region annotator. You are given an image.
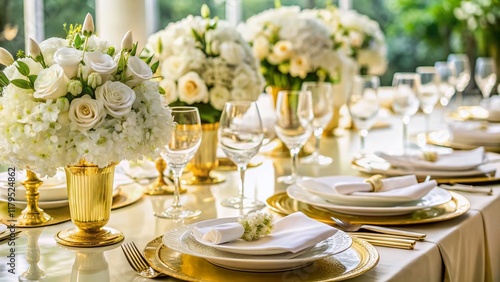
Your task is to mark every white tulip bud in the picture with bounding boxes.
[201,4,210,18]
[121,31,133,51]
[67,80,83,96]
[0,47,14,66]
[82,13,95,36]
[29,38,42,58]
[87,72,102,89]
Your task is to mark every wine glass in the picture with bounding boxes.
[347,75,380,158]
[475,57,497,99]
[155,106,202,219]
[391,73,421,153]
[434,61,457,107]
[218,101,265,209]
[300,82,334,166]
[416,66,440,137]
[275,90,314,184]
[447,54,471,106]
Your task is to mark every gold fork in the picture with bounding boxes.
[121,242,164,278]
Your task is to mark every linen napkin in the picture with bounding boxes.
[376,147,485,171]
[193,222,244,244]
[481,96,500,121]
[193,212,338,254]
[118,159,158,179]
[448,121,500,146]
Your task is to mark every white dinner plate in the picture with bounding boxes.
[287,185,452,216]
[0,223,7,234]
[297,176,435,207]
[191,217,350,256]
[162,217,353,272]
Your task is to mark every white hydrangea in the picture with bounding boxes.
[238,211,275,241]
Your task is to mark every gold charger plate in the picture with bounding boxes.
[426,129,500,153]
[111,183,144,209]
[143,235,379,282]
[266,191,470,226]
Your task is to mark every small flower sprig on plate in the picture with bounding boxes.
[238,211,275,241]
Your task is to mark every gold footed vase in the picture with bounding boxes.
[4,170,53,227]
[144,157,183,195]
[184,123,225,185]
[55,160,124,247]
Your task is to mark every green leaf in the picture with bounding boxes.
[81,86,93,96]
[107,46,115,56]
[16,61,30,77]
[191,29,205,46]
[28,75,37,86]
[10,79,32,89]
[144,55,153,65]
[0,72,9,87]
[131,42,138,56]
[157,38,162,54]
[158,86,165,94]
[150,61,159,74]
[74,34,82,49]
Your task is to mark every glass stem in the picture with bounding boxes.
[359,129,368,152]
[425,113,430,140]
[456,90,463,107]
[313,127,323,158]
[171,169,183,208]
[290,148,300,179]
[402,116,410,154]
[238,165,247,202]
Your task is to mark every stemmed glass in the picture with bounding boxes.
[156,107,202,219]
[434,61,457,107]
[447,54,471,106]
[475,57,497,99]
[275,90,314,184]
[300,82,334,166]
[218,101,265,209]
[347,75,380,158]
[392,73,421,153]
[416,66,440,137]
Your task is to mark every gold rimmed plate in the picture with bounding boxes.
[266,191,470,226]
[427,129,500,153]
[111,183,144,210]
[143,235,379,281]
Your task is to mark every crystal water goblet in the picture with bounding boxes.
[447,54,471,106]
[416,66,440,137]
[218,101,265,209]
[392,73,421,153]
[156,107,202,219]
[434,61,457,107]
[347,75,380,158]
[475,57,497,99]
[275,90,314,184]
[300,81,334,166]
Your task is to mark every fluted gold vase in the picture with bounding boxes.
[184,123,225,185]
[55,160,124,247]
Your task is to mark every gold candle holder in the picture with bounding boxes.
[14,170,53,227]
[144,157,183,195]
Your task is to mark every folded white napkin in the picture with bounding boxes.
[193,212,338,254]
[481,96,500,121]
[193,222,244,244]
[118,160,158,179]
[449,121,500,146]
[332,175,437,197]
[376,147,485,171]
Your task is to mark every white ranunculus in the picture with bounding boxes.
[84,51,117,81]
[54,47,82,78]
[220,41,244,65]
[289,55,310,79]
[177,71,208,104]
[209,86,231,110]
[95,81,136,118]
[272,40,293,62]
[34,64,69,100]
[125,56,153,87]
[68,94,106,131]
[159,79,178,105]
[252,36,270,60]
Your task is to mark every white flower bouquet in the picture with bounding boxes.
[145,6,265,123]
[0,14,175,177]
[303,6,387,75]
[238,6,342,90]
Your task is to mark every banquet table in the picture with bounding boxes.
[1,106,500,282]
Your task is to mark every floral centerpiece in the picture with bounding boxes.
[238,6,342,90]
[0,14,175,177]
[303,6,387,75]
[145,6,265,123]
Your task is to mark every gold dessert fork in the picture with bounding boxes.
[121,242,164,278]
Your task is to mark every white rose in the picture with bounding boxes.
[289,55,310,79]
[125,56,153,87]
[177,71,208,104]
[34,64,69,100]
[4,58,43,80]
[252,36,270,60]
[68,94,106,131]
[220,41,244,65]
[84,51,117,81]
[209,86,231,110]
[95,81,136,118]
[159,79,178,105]
[161,56,188,80]
[54,47,82,78]
[272,40,293,62]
